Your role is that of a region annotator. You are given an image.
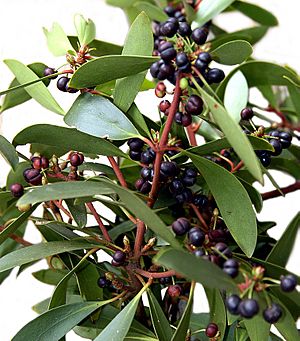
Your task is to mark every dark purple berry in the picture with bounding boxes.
[209,229,227,243]
[175,188,193,203]
[269,130,280,138]
[159,41,177,61]
[182,176,196,187]
[279,131,292,149]
[129,150,142,161]
[193,194,208,209]
[214,242,232,258]
[226,295,241,315]
[191,27,208,45]
[174,11,186,22]
[112,250,126,264]
[206,68,225,84]
[182,113,192,127]
[169,178,184,194]
[150,60,163,78]
[184,168,197,178]
[185,95,203,115]
[157,62,175,80]
[43,67,57,79]
[198,52,212,64]
[10,183,24,198]
[240,107,254,120]
[160,161,178,177]
[160,21,177,37]
[238,299,259,318]
[178,22,192,36]
[223,259,239,278]
[141,148,156,164]
[259,154,271,167]
[188,227,205,247]
[193,248,205,257]
[194,58,208,73]
[176,52,191,72]
[263,303,282,324]
[97,276,109,288]
[135,178,151,194]
[57,76,69,92]
[159,276,172,285]
[269,139,282,156]
[69,152,84,166]
[140,167,152,180]
[164,5,175,17]
[172,217,190,236]
[23,168,43,186]
[175,111,183,124]
[127,138,144,151]
[205,323,218,338]
[280,274,297,292]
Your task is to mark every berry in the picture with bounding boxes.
[182,113,192,127]
[185,95,203,115]
[169,178,184,194]
[127,138,144,151]
[174,11,186,22]
[178,22,192,36]
[159,100,171,113]
[193,248,205,257]
[69,152,84,166]
[238,299,259,318]
[23,168,43,186]
[214,242,232,259]
[269,138,282,156]
[57,76,69,92]
[226,295,241,315]
[112,250,126,264]
[263,303,282,324]
[97,276,109,288]
[269,130,280,138]
[191,27,208,45]
[280,274,297,292]
[240,107,254,120]
[259,153,271,167]
[175,188,193,203]
[194,58,208,73]
[223,258,239,278]
[193,194,208,209]
[140,167,152,180]
[141,148,156,164]
[164,5,175,17]
[159,41,177,61]
[129,150,141,161]
[155,82,167,98]
[206,68,225,84]
[208,229,227,243]
[175,111,183,124]
[172,217,190,236]
[167,284,182,297]
[159,276,172,285]
[182,175,196,187]
[188,227,205,247]
[279,131,292,149]
[175,52,191,72]
[150,60,163,78]
[160,161,178,177]
[66,84,78,93]
[43,67,57,79]
[198,52,212,64]
[10,183,24,198]
[160,21,178,37]
[157,62,175,80]
[135,178,151,194]
[205,323,218,338]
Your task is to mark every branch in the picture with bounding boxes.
[135,268,179,279]
[190,203,208,231]
[107,156,128,188]
[261,181,300,200]
[0,226,32,247]
[86,202,112,242]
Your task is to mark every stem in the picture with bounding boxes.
[135,268,178,279]
[262,181,300,200]
[190,203,208,231]
[186,125,197,146]
[231,160,244,173]
[86,202,112,242]
[0,226,32,246]
[107,156,128,188]
[53,200,72,219]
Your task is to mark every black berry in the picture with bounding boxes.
[194,58,208,73]
[43,67,57,79]
[160,161,178,177]
[198,52,212,64]
[141,148,156,164]
[164,5,175,17]
[240,107,254,120]
[223,258,239,278]
[182,113,192,127]
[172,217,190,236]
[176,52,191,72]
[160,21,178,38]
[135,178,151,194]
[169,178,184,194]
[10,183,24,198]
[193,248,205,257]
[112,250,126,264]
[280,274,297,292]
[57,76,69,92]
[128,138,144,151]
[178,22,192,36]
[191,27,208,45]
[97,276,109,288]
[269,139,282,156]
[206,68,225,84]
[238,299,259,318]
[193,194,208,209]
[185,95,203,115]
[129,150,142,161]
[188,227,205,246]
[214,242,232,259]
[159,41,177,61]
[263,303,282,324]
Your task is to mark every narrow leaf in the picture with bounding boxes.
[43,22,74,56]
[211,40,253,65]
[0,135,19,170]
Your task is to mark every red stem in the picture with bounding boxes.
[0,226,32,246]
[107,156,128,188]
[53,200,72,219]
[86,202,112,242]
[190,203,208,231]
[232,160,244,173]
[261,181,300,200]
[186,125,197,146]
[135,268,179,279]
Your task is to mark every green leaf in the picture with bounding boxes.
[13,124,127,158]
[171,282,195,341]
[243,313,271,341]
[4,59,64,115]
[74,14,96,46]
[12,301,113,341]
[270,157,300,179]
[0,240,99,273]
[32,269,77,286]
[185,152,257,257]
[0,62,50,113]
[232,1,278,27]
[267,212,300,267]
[224,71,248,122]
[147,289,173,341]
[154,248,236,290]
[194,0,236,27]
[43,22,74,56]
[65,199,87,228]
[17,181,114,206]
[125,103,151,138]
[0,135,19,171]
[205,288,226,341]
[237,177,263,213]
[133,2,168,21]
[94,283,149,341]
[64,93,139,140]
[106,0,137,8]
[69,55,158,89]
[211,40,253,65]
[114,12,153,113]
[288,85,300,115]
[195,86,263,183]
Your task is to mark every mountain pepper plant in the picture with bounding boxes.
[0,0,299,340]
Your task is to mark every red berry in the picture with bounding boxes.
[205,323,218,338]
[167,284,182,297]
[10,183,24,198]
[69,152,84,167]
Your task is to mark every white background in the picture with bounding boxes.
[0,0,299,340]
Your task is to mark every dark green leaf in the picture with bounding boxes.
[0,240,99,273]
[267,212,300,267]
[109,221,136,241]
[211,40,253,65]
[147,289,173,341]
[114,12,153,112]
[237,177,263,213]
[6,161,31,188]
[232,1,278,26]
[65,199,87,228]
[185,152,257,257]
[288,85,300,115]
[32,269,77,286]
[189,313,210,339]
[244,313,270,341]
[69,55,158,89]
[0,135,19,171]
[195,86,263,183]
[64,93,139,140]
[125,103,151,138]
[258,85,278,109]
[270,157,300,179]
[4,59,64,115]
[12,301,113,341]
[13,124,127,158]
[106,0,137,8]
[154,248,236,290]
[43,22,74,56]
[133,2,168,21]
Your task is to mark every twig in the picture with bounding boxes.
[135,268,179,279]
[107,156,128,188]
[190,203,208,231]
[186,125,197,146]
[261,181,300,200]
[86,202,112,242]
[0,226,32,246]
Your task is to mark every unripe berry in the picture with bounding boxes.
[23,168,43,186]
[155,82,167,98]
[205,323,218,338]
[167,284,182,297]
[10,183,24,198]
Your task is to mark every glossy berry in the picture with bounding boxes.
[169,178,184,194]
[193,194,208,209]
[97,276,109,288]
[43,67,57,79]
[160,21,178,37]
[175,111,183,124]
[140,167,152,181]
[214,242,232,259]
[223,258,239,278]
[188,227,205,247]
[112,250,126,264]
[240,107,254,120]
[258,151,271,167]
[159,100,171,113]
[206,68,225,84]
[198,52,212,64]
[175,188,193,203]
[141,148,156,164]
[158,62,175,80]
[182,175,196,187]
[10,183,24,198]
[280,274,297,292]
[209,229,228,243]
[159,41,177,61]
[191,27,208,45]
[150,60,163,78]
[69,152,84,167]
[160,161,178,177]
[56,76,69,92]
[226,295,241,315]
[182,113,192,127]
[128,138,144,151]
[194,58,208,73]
[167,284,182,297]
[269,138,282,156]
[31,156,49,170]
[263,303,282,324]
[269,130,280,138]
[178,22,192,36]
[185,95,203,115]
[279,131,292,149]
[176,52,191,72]
[135,178,151,194]
[172,217,190,236]
[164,5,175,17]
[23,168,43,186]
[155,82,167,98]
[238,299,259,318]
[174,11,186,22]
[129,150,141,161]
[205,323,218,338]
[193,248,205,257]
[159,276,172,285]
